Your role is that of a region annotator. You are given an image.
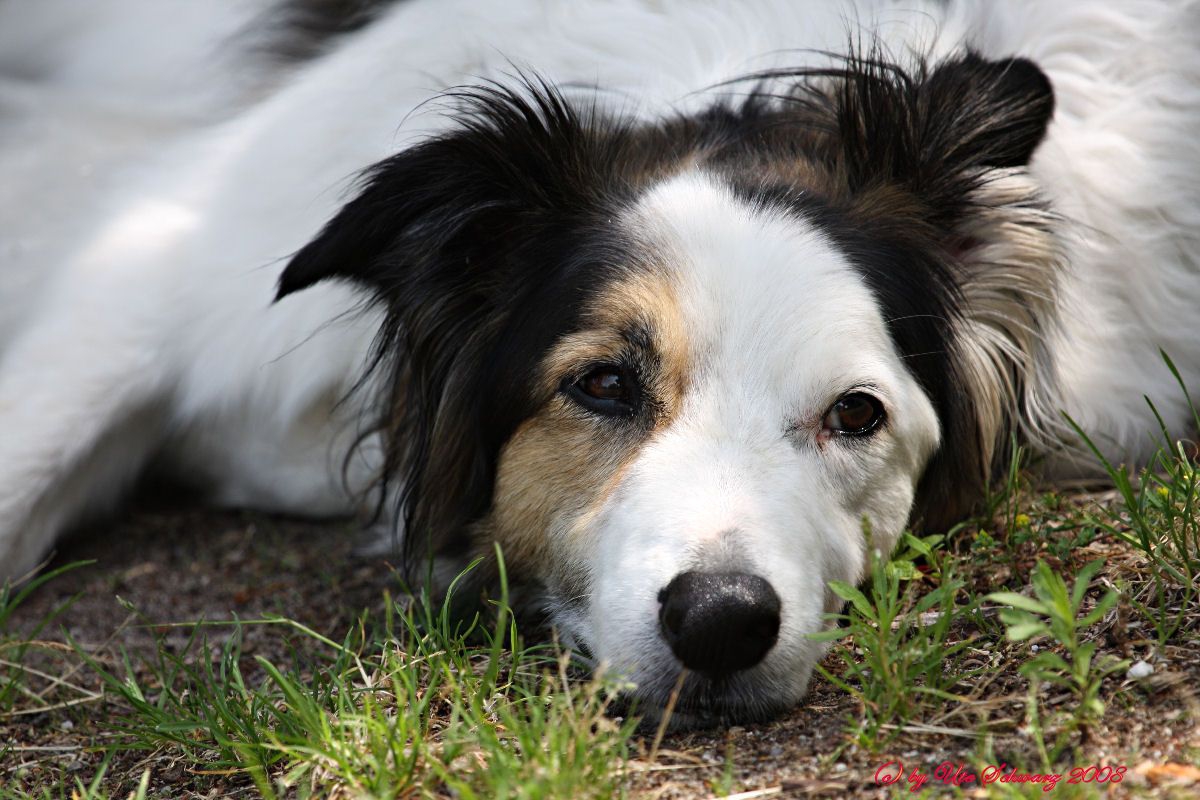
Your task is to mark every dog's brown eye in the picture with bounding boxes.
[582,370,624,400]
[823,392,885,436]
[565,365,637,416]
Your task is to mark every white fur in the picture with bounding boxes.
[0,0,1197,715]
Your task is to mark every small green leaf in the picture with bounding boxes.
[828,580,873,618]
[1019,661,1070,684]
[1033,651,1071,674]
[1079,590,1119,628]
[888,559,919,582]
[914,588,946,614]
[987,592,1049,615]
[1004,621,1049,641]
[901,533,933,558]
[1071,560,1104,608]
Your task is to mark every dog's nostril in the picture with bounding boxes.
[657,571,782,676]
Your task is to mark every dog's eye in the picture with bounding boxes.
[822,392,885,436]
[564,365,637,416]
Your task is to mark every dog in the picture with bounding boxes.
[1,0,1197,727]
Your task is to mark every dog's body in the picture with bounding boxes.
[2,0,1198,725]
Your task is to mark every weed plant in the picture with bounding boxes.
[811,530,976,750]
[988,560,1126,762]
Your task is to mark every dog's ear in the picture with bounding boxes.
[829,50,1055,206]
[922,53,1055,170]
[276,82,613,581]
[275,135,508,579]
[812,51,1060,529]
[276,138,519,303]
[276,78,607,301]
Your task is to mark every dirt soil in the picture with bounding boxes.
[2,498,1198,799]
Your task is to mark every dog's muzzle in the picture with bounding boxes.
[657,571,781,676]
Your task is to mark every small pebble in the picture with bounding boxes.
[1127,660,1154,680]
[59,720,74,732]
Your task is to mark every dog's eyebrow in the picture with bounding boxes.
[619,320,656,354]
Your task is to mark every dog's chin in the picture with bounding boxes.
[608,668,797,731]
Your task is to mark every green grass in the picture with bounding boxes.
[0,561,92,714]
[51,555,638,799]
[3,487,1196,797]
[1065,354,1200,644]
[803,359,1199,772]
[0,757,150,800]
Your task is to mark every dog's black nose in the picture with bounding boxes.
[657,571,781,676]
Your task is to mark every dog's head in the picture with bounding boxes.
[277,52,1058,725]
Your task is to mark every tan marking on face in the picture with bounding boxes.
[537,269,691,399]
[480,267,689,583]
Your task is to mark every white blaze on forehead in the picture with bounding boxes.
[631,171,913,429]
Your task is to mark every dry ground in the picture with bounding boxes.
[2,493,1198,799]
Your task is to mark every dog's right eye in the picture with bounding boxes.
[822,392,886,437]
[564,365,637,416]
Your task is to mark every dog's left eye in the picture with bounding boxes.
[822,392,886,436]
[564,365,637,416]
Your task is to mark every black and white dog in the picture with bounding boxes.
[1,0,1197,726]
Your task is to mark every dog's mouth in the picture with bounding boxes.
[607,668,792,731]
[555,635,792,729]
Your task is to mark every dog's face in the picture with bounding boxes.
[484,173,942,722]
[278,52,1058,724]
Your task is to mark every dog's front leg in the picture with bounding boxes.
[0,264,176,580]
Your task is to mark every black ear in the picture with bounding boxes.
[274,155,407,301]
[273,81,620,581]
[829,49,1055,205]
[914,54,1058,527]
[274,136,517,578]
[276,78,596,302]
[923,53,1054,169]
[275,141,494,302]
